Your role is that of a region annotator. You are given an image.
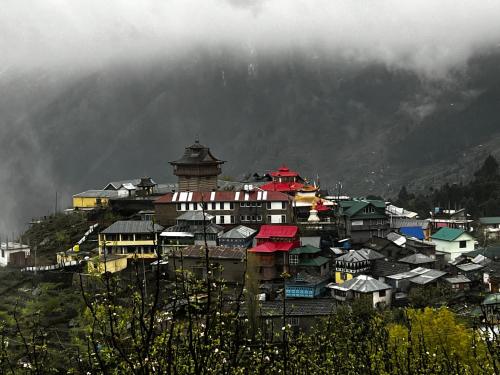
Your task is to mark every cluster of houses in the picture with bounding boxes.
[30,141,496,315]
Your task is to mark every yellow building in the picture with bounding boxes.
[99,220,164,259]
[334,249,384,284]
[72,190,120,209]
[88,254,128,274]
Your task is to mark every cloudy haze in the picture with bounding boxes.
[2,0,500,76]
[2,1,500,235]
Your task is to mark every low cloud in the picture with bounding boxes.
[1,0,500,76]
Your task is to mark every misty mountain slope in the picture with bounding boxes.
[2,51,500,231]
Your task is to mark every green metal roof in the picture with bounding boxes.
[431,227,466,241]
[298,256,329,267]
[479,217,500,225]
[340,199,386,218]
[290,245,322,255]
[482,293,500,305]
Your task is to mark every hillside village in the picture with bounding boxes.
[7,140,500,327]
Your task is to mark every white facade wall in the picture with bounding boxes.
[431,233,475,261]
[372,289,392,308]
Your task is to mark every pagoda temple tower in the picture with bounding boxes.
[170,140,225,191]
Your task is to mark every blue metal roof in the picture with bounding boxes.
[400,226,424,240]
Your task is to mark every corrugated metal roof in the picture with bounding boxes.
[444,275,472,284]
[155,190,291,204]
[176,211,214,222]
[220,225,257,239]
[248,242,297,253]
[336,249,384,263]
[410,269,447,285]
[398,253,436,265]
[255,225,298,239]
[479,217,500,225]
[333,275,391,293]
[101,220,164,234]
[456,263,484,272]
[387,232,407,246]
[290,245,321,255]
[73,190,120,198]
[431,227,467,241]
[391,218,430,230]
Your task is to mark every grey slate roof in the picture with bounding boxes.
[171,245,246,260]
[398,253,436,265]
[258,299,336,317]
[220,225,257,239]
[164,223,224,235]
[372,259,410,278]
[333,275,391,293]
[101,220,164,234]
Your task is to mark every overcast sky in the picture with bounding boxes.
[2,0,500,77]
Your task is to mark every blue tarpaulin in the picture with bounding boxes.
[400,226,424,240]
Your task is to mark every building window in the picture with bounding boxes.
[1,249,4,258]
[257,215,262,222]
[246,215,252,221]
[341,272,348,281]
[379,290,386,297]
[281,202,286,209]
[257,202,262,207]
[363,206,375,214]
[229,202,234,210]
[266,202,271,209]
[267,215,271,222]
[220,202,225,210]
[177,203,182,211]
[230,216,235,224]
[459,240,467,248]
[220,216,225,224]
[240,215,245,221]
[211,203,216,210]
[290,255,299,265]
[240,202,245,207]
[281,215,286,223]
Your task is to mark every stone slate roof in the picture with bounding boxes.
[372,259,410,278]
[170,140,224,165]
[444,275,472,284]
[333,275,391,293]
[171,245,246,260]
[101,220,164,234]
[164,223,224,235]
[258,299,337,317]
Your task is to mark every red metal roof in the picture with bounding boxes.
[256,225,299,239]
[248,241,297,253]
[271,166,300,178]
[154,190,291,204]
[260,181,304,192]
